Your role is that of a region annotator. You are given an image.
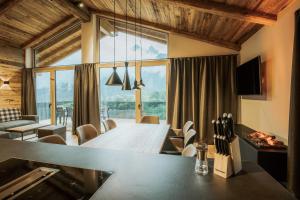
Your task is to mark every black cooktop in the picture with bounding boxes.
[0,158,112,200]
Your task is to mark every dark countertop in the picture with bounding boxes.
[0,139,295,200]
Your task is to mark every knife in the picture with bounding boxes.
[227,113,234,141]
[212,120,219,154]
[216,120,225,155]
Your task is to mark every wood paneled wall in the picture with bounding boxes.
[0,66,22,108]
[0,42,23,109]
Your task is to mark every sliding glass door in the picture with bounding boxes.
[35,72,51,124]
[55,70,74,131]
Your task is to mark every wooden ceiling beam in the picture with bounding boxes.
[0,0,23,16]
[0,39,21,48]
[94,10,240,51]
[49,0,90,22]
[0,59,23,68]
[160,0,277,25]
[22,17,78,49]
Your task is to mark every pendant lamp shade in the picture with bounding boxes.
[122,62,131,90]
[132,79,139,90]
[106,67,123,86]
[138,79,145,88]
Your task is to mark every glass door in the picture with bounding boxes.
[36,72,51,124]
[141,65,167,121]
[55,70,74,132]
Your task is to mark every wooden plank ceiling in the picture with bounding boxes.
[0,0,294,66]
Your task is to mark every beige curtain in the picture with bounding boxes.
[167,55,237,144]
[73,63,100,133]
[21,68,37,115]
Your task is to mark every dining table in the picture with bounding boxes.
[82,122,170,154]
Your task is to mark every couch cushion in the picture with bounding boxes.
[0,108,21,122]
[0,120,35,131]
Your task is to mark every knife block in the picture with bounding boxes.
[213,135,242,178]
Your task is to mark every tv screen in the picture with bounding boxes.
[236,56,262,95]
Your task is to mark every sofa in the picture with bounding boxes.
[0,108,39,139]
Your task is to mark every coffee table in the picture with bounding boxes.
[6,123,50,141]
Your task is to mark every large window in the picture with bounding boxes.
[99,19,167,63]
[99,18,168,122]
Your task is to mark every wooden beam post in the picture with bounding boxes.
[160,0,277,25]
[49,0,90,22]
[94,10,241,51]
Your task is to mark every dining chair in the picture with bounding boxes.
[181,144,197,157]
[172,121,194,136]
[160,144,197,157]
[38,135,67,145]
[169,129,196,152]
[140,116,160,124]
[104,119,117,131]
[76,124,98,145]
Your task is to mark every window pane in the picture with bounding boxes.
[141,66,166,120]
[34,22,81,67]
[100,67,135,119]
[99,19,167,63]
[36,72,51,122]
[56,70,74,132]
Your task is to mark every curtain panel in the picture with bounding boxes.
[73,63,100,133]
[21,68,37,115]
[288,9,300,199]
[167,55,237,144]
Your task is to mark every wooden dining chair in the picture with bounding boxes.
[76,124,98,145]
[172,121,194,136]
[104,119,117,131]
[169,129,196,152]
[182,144,197,157]
[38,135,67,145]
[140,116,160,124]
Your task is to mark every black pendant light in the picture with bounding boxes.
[132,0,139,90]
[106,0,122,86]
[122,62,131,90]
[122,0,131,90]
[138,0,145,89]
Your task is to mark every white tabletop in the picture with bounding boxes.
[82,123,170,154]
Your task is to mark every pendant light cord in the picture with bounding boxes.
[126,0,128,62]
[135,0,137,69]
[140,0,142,71]
[114,0,116,68]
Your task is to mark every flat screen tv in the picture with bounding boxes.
[236,56,262,95]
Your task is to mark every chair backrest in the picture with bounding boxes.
[38,135,66,145]
[76,124,98,145]
[105,119,117,131]
[140,116,160,124]
[182,144,197,157]
[184,129,196,147]
[183,121,193,135]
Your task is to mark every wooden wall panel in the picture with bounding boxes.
[0,66,22,109]
[0,42,23,64]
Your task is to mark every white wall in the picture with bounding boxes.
[239,1,300,142]
[168,33,237,58]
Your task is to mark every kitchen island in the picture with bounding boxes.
[0,139,295,200]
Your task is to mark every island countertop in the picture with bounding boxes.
[0,139,295,200]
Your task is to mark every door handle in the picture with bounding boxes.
[49,103,52,108]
